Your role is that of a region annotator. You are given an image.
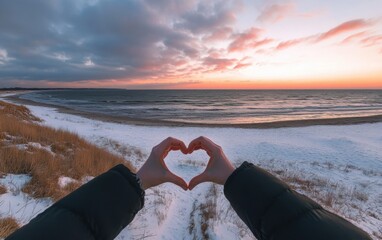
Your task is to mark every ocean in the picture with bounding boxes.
[19,89,382,124]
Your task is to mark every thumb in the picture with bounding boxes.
[188,172,209,190]
[166,172,188,190]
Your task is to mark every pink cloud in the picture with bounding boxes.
[360,35,382,47]
[251,38,274,48]
[204,27,233,42]
[202,55,252,72]
[234,56,252,69]
[317,19,372,42]
[276,36,315,50]
[228,28,263,51]
[203,56,237,71]
[341,31,369,44]
[274,19,375,51]
[257,3,295,23]
[233,62,251,69]
[228,28,273,52]
[276,38,305,50]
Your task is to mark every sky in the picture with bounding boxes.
[0,0,382,89]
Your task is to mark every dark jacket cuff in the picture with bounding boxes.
[110,164,145,207]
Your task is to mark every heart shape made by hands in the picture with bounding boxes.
[137,136,235,191]
[163,148,208,185]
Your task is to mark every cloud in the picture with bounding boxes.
[201,54,252,72]
[202,56,237,71]
[228,28,273,52]
[0,0,242,84]
[233,62,251,69]
[275,19,375,51]
[0,49,11,64]
[276,39,302,50]
[341,31,369,44]
[257,3,295,23]
[204,27,233,42]
[359,35,382,47]
[276,36,315,50]
[175,1,236,34]
[316,19,373,42]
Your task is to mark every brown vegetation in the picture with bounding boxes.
[0,184,6,194]
[0,101,41,122]
[0,100,133,201]
[188,185,218,239]
[0,217,19,238]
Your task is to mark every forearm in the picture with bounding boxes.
[224,162,371,240]
[7,164,145,240]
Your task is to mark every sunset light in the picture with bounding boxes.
[1,0,381,89]
[1,1,382,239]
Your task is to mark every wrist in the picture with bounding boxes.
[136,169,148,190]
[223,164,235,184]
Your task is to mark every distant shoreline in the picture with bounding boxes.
[4,91,382,129]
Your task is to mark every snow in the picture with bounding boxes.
[58,176,77,188]
[1,99,381,239]
[27,142,55,155]
[0,174,51,225]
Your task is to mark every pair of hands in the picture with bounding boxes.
[136,136,235,190]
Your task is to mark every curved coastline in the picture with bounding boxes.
[4,91,382,129]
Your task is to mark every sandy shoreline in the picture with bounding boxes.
[4,91,382,129]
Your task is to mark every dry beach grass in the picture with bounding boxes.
[0,100,133,237]
[0,217,19,237]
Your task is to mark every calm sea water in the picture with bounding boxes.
[20,89,382,124]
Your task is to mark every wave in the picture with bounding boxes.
[18,89,382,125]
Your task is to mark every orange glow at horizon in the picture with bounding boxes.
[175,78,382,90]
[23,75,382,90]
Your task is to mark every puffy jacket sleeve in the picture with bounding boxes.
[7,164,144,240]
[224,162,371,240]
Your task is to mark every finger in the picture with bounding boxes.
[188,136,216,152]
[162,143,188,160]
[178,141,188,154]
[187,141,199,154]
[188,141,212,156]
[166,172,188,191]
[157,137,177,152]
[163,137,187,153]
[187,143,200,154]
[188,172,209,190]
[169,141,188,154]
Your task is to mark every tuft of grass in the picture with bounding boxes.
[351,189,368,202]
[0,101,134,201]
[188,185,218,239]
[0,184,7,194]
[0,217,19,238]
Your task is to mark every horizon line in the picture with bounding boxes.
[2,87,382,91]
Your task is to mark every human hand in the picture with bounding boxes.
[187,136,235,190]
[136,137,188,190]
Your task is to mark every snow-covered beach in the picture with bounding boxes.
[1,95,382,239]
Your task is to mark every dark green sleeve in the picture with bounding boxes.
[7,164,144,240]
[224,162,371,240]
